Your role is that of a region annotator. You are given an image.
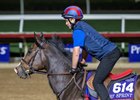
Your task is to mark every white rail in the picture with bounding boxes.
[0,14,140,20]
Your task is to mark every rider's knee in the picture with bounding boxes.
[93,78,103,90]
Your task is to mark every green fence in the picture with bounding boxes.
[0,20,140,32]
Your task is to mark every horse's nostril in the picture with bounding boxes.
[14,68,18,74]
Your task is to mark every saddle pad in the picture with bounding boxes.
[108,74,138,100]
[87,74,94,90]
[84,71,98,100]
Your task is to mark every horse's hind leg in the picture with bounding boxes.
[135,76,140,100]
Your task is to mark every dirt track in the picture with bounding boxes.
[0,63,140,100]
[0,68,56,100]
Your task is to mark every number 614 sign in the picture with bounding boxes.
[113,82,134,93]
[109,77,136,99]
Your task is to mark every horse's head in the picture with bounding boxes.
[14,32,48,79]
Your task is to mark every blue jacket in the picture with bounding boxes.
[73,21,117,60]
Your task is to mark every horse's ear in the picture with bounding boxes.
[34,32,40,43]
[40,32,43,39]
[34,32,42,47]
[40,32,46,42]
[34,32,46,49]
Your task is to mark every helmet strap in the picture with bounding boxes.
[68,19,76,30]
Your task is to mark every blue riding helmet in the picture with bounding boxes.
[62,6,83,20]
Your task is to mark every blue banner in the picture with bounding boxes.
[129,44,140,62]
[0,44,10,62]
[65,44,92,62]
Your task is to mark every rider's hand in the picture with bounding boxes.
[69,67,79,74]
[80,59,86,64]
[80,59,87,67]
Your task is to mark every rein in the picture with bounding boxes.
[22,55,86,99]
[31,70,71,75]
[22,56,85,98]
[56,70,87,99]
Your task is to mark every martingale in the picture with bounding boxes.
[84,69,138,100]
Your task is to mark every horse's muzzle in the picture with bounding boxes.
[14,66,29,79]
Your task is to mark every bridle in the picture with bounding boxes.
[19,42,86,99]
[21,49,71,76]
[20,49,42,77]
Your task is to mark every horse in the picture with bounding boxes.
[14,33,140,100]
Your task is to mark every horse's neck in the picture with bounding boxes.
[45,46,74,95]
[47,57,72,95]
[48,70,72,95]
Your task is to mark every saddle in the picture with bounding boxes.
[109,69,132,80]
[86,69,133,90]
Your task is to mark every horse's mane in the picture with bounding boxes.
[47,35,72,60]
[47,35,84,68]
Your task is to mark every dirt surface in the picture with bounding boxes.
[0,68,56,100]
[0,64,140,100]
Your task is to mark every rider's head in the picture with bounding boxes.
[62,6,83,29]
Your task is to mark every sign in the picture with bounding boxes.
[129,44,140,62]
[0,44,10,62]
[65,44,92,62]
[109,75,137,100]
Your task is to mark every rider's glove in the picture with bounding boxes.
[69,67,79,75]
[79,63,88,67]
[78,63,88,70]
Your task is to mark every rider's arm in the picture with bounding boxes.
[72,30,85,69]
[72,46,80,69]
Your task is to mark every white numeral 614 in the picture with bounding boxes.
[113,82,134,93]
